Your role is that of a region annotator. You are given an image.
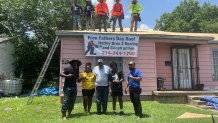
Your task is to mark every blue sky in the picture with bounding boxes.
[92,0,218,30]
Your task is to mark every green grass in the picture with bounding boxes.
[1,96,218,123]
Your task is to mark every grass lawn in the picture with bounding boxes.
[1,96,218,123]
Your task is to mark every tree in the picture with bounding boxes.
[154,0,218,33]
[0,0,85,91]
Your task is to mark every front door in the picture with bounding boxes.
[172,48,192,89]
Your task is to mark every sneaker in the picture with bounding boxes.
[136,116,140,119]
[119,111,124,116]
[112,112,116,116]
[62,116,67,120]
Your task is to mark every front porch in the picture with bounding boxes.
[152,90,218,104]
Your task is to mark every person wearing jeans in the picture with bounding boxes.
[128,0,143,32]
[93,59,111,114]
[60,59,81,120]
[125,61,143,119]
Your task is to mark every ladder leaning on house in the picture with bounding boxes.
[27,37,60,104]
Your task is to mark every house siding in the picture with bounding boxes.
[59,33,218,96]
[198,44,218,90]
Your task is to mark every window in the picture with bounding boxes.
[94,57,123,71]
[212,49,218,80]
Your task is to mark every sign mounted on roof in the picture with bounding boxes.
[84,34,139,57]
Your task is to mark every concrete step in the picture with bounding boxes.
[187,95,218,104]
[191,100,207,106]
[198,105,214,109]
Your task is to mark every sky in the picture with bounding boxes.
[91,0,218,30]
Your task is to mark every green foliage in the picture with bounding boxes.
[154,0,218,33]
[1,96,218,123]
[0,0,75,91]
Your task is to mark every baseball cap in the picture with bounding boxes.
[97,59,103,63]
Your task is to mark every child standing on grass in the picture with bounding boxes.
[78,63,96,115]
[109,62,125,116]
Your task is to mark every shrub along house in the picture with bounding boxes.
[56,30,218,102]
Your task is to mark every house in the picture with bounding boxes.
[0,38,15,78]
[56,29,218,101]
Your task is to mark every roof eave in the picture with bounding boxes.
[55,31,214,41]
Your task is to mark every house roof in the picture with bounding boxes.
[56,28,218,42]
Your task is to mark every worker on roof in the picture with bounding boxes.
[129,0,143,32]
[96,0,109,32]
[111,0,124,32]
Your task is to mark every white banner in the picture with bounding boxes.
[84,34,139,57]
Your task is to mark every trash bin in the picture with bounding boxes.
[157,77,165,91]
[0,90,3,98]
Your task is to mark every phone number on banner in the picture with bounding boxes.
[102,51,136,56]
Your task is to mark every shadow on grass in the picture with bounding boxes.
[67,112,151,119]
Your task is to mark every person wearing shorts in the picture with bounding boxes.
[109,62,125,116]
[78,63,95,115]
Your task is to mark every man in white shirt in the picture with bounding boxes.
[93,59,111,114]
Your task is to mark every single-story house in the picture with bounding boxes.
[56,29,218,98]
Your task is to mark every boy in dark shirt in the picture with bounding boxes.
[109,62,125,116]
[71,0,83,30]
[84,0,95,31]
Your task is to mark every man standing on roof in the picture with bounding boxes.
[96,0,109,32]
[71,0,83,30]
[111,0,124,32]
[129,0,143,32]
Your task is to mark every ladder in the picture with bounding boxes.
[27,37,60,104]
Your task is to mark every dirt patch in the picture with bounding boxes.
[177,112,218,119]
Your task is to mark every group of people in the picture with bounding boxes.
[71,0,143,32]
[60,59,143,120]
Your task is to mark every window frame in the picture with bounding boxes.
[211,48,218,80]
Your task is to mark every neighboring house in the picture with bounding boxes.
[56,29,218,96]
[0,38,15,78]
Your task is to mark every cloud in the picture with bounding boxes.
[139,24,152,30]
[125,15,130,19]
